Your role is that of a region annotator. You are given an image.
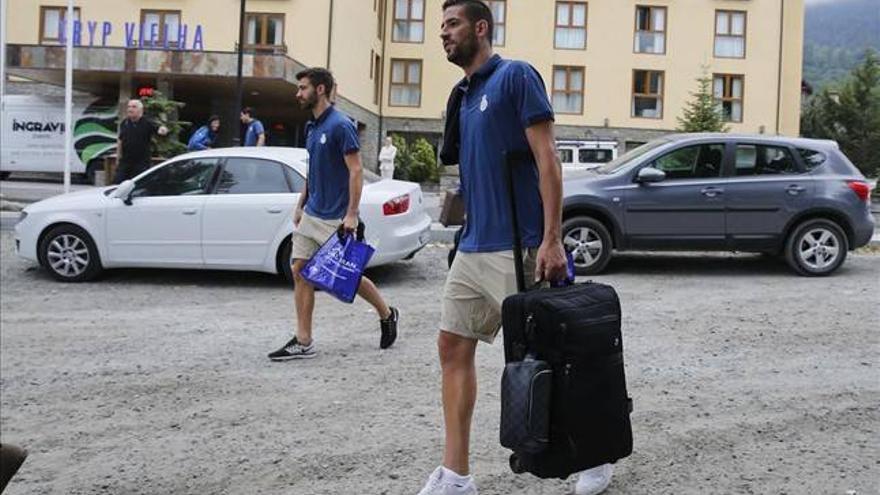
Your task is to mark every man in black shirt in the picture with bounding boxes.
[115,99,168,184]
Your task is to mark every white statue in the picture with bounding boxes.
[378,136,398,180]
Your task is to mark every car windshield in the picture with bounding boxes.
[595,139,670,174]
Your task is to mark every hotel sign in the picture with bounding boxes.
[59,20,206,51]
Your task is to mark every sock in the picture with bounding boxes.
[441,466,472,486]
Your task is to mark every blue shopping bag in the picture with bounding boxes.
[549,251,576,288]
[301,231,375,303]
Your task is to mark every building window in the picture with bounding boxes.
[632,70,664,119]
[634,6,666,54]
[393,0,424,43]
[552,66,584,114]
[389,59,422,107]
[555,2,587,50]
[714,74,744,123]
[715,10,746,58]
[39,6,81,44]
[489,0,506,46]
[140,10,181,48]
[245,13,285,52]
[374,54,382,105]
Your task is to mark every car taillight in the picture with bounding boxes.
[383,194,411,216]
[846,181,871,202]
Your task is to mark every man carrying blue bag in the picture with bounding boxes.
[301,222,375,304]
[268,68,399,361]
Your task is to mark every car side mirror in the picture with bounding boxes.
[637,167,666,184]
[112,180,135,205]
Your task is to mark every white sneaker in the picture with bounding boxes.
[417,466,478,495]
[574,463,614,495]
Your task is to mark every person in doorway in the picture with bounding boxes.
[187,115,221,151]
[378,136,398,179]
[416,2,615,495]
[114,99,168,184]
[240,107,266,147]
[267,67,399,361]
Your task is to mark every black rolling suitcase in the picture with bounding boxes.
[499,151,633,479]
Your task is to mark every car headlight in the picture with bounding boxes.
[17,211,28,224]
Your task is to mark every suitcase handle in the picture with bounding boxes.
[504,150,533,293]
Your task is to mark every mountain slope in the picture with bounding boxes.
[803,0,880,89]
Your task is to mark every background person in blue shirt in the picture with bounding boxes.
[186,115,220,151]
[267,67,399,361]
[239,107,265,146]
[417,2,613,495]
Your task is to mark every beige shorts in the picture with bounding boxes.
[440,249,537,344]
[290,212,342,262]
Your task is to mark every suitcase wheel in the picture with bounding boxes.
[509,453,525,474]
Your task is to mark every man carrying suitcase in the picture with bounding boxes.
[417,2,614,494]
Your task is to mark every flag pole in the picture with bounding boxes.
[63,0,75,192]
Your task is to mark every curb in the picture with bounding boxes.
[0,200,25,212]
[1,211,21,231]
[429,223,459,244]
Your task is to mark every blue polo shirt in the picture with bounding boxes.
[244,119,265,146]
[304,105,360,220]
[456,55,554,253]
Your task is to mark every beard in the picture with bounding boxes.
[446,29,479,68]
[298,93,317,110]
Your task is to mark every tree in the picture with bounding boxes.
[390,134,412,180]
[141,91,190,159]
[389,134,440,183]
[677,72,729,133]
[801,50,880,177]
[408,138,440,183]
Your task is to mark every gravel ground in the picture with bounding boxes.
[1,231,878,495]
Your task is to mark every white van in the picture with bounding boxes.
[1,95,118,181]
[557,140,618,175]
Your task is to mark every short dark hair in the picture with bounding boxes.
[442,0,494,43]
[296,67,336,97]
[241,107,254,117]
[208,115,220,124]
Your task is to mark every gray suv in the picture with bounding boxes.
[562,134,875,276]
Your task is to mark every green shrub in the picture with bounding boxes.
[390,134,440,183]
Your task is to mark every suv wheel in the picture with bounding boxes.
[784,218,848,276]
[562,216,612,275]
[38,225,103,282]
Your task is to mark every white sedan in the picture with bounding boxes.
[14,147,432,282]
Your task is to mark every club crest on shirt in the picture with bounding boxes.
[480,94,489,112]
[320,133,327,144]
